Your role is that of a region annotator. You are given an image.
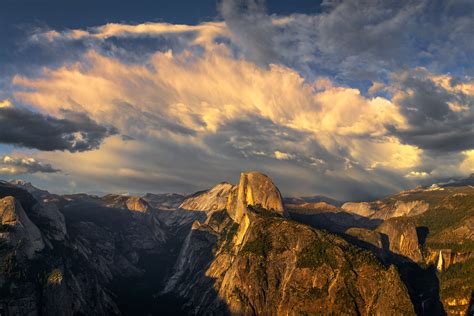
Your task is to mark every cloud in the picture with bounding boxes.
[460,150,474,174]
[0,155,59,174]
[3,1,473,198]
[388,68,474,152]
[218,0,474,79]
[405,171,430,178]
[368,82,385,95]
[33,21,229,50]
[0,104,117,152]
[12,50,409,167]
[274,151,295,160]
[9,48,429,199]
[22,0,474,83]
[0,99,12,108]
[219,0,280,66]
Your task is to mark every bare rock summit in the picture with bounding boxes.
[227,171,287,223]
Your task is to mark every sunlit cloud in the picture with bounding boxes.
[274,151,295,160]
[1,0,473,198]
[34,21,229,50]
[0,155,59,175]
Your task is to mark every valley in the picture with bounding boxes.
[0,173,473,315]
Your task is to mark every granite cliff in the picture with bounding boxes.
[1,174,473,315]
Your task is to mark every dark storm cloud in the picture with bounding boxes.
[220,0,474,80]
[387,69,474,152]
[0,106,117,152]
[0,155,60,174]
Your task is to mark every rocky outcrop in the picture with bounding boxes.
[101,194,151,213]
[0,196,44,258]
[164,172,415,315]
[125,196,150,213]
[180,182,235,213]
[342,200,429,220]
[430,215,474,245]
[164,208,415,315]
[284,195,340,207]
[345,227,388,261]
[376,217,423,262]
[426,249,474,272]
[372,200,429,220]
[8,179,53,201]
[288,202,381,233]
[227,172,287,223]
[342,201,379,217]
[32,200,67,241]
[143,193,186,210]
[11,172,474,315]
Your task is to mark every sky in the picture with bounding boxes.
[0,0,473,200]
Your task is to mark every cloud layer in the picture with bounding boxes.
[0,155,59,174]
[0,103,117,152]
[0,0,473,199]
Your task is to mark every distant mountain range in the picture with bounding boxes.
[0,173,473,315]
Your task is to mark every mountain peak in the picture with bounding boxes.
[179,182,235,212]
[227,171,287,223]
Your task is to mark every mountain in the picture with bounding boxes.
[142,193,186,210]
[162,172,414,315]
[283,195,341,207]
[0,173,473,315]
[180,182,235,213]
[331,184,474,315]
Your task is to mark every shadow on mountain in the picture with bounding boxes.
[289,210,382,232]
[110,240,191,315]
[343,232,445,316]
[58,197,227,315]
[156,223,231,315]
[467,291,474,316]
[289,211,446,316]
[416,226,429,247]
[397,261,445,316]
[0,181,37,211]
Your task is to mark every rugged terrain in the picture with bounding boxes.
[288,177,474,316]
[0,173,473,315]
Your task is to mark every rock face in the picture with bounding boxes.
[180,182,235,213]
[143,193,186,210]
[0,196,44,258]
[164,209,415,315]
[0,181,183,316]
[342,200,429,220]
[163,172,415,315]
[7,173,474,315]
[342,202,379,217]
[101,194,151,213]
[227,172,287,223]
[376,217,423,262]
[287,202,381,233]
[32,200,67,241]
[372,200,429,220]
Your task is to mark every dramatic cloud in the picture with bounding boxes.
[0,103,117,152]
[1,0,473,198]
[34,21,228,50]
[26,0,474,81]
[0,155,59,174]
[218,0,474,79]
[389,69,474,152]
[10,48,429,199]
